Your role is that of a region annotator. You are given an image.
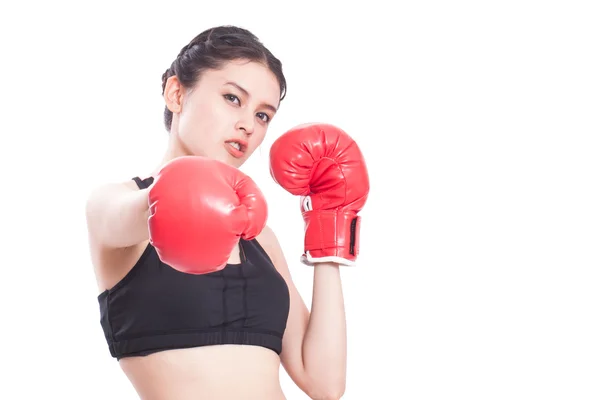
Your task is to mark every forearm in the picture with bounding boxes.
[302,262,347,397]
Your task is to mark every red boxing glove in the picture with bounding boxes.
[269,123,369,266]
[148,156,268,274]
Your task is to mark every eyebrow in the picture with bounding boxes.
[224,81,278,113]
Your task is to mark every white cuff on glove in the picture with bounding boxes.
[300,251,357,267]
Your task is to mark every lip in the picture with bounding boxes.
[224,140,246,158]
[226,137,248,149]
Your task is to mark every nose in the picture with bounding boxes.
[236,113,255,136]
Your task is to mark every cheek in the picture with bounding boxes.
[250,129,268,150]
[179,114,201,142]
[179,102,215,138]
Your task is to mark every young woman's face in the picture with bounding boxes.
[167,59,281,168]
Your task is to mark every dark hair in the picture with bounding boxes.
[161,25,287,131]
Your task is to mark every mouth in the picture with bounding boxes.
[224,139,248,158]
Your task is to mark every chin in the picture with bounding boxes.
[214,154,245,169]
[193,146,249,168]
[228,158,246,169]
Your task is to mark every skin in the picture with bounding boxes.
[159,59,279,170]
[88,59,347,400]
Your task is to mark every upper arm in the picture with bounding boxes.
[255,226,312,391]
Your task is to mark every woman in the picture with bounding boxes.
[86,25,365,400]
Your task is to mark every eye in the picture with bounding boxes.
[257,112,271,123]
[224,94,240,105]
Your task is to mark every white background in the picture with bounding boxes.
[1,0,599,399]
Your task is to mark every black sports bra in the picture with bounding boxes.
[97,176,290,360]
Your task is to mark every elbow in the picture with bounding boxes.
[307,381,346,400]
[310,390,346,400]
[302,358,347,399]
[324,388,346,400]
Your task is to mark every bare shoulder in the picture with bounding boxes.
[255,225,276,244]
[254,225,292,277]
[86,178,139,205]
[85,179,139,230]
[255,225,281,256]
[86,178,149,292]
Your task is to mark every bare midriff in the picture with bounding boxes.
[120,344,286,400]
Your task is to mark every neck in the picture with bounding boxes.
[150,131,191,177]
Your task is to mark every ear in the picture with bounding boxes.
[163,76,184,114]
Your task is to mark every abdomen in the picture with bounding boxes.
[119,344,286,400]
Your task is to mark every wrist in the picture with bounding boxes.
[312,261,341,270]
[302,209,361,266]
